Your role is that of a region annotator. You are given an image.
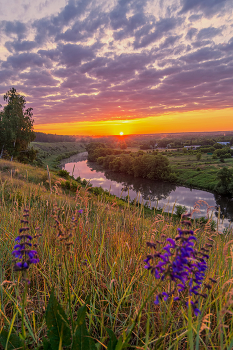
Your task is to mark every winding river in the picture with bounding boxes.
[61,152,233,231]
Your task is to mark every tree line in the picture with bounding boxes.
[35,132,76,143]
[87,143,177,182]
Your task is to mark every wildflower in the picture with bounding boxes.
[144,227,215,315]
[12,209,39,276]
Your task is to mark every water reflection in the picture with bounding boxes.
[61,153,233,229]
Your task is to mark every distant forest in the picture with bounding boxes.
[35,132,76,142]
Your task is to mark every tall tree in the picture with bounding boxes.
[0,88,35,159]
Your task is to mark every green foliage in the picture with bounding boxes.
[0,88,35,159]
[89,148,177,182]
[45,289,72,349]
[175,205,187,217]
[58,169,70,179]
[0,329,22,350]
[215,167,233,195]
[71,305,96,350]
[106,329,118,350]
[16,146,38,164]
[198,217,217,231]
[196,153,202,161]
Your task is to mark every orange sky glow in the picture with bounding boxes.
[34,108,233,135]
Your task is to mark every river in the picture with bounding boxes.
[61,152,233,231]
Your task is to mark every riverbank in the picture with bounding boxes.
[31,141,86,169]
[87,145,233,196]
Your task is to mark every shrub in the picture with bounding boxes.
[58,169,70,179]
[175,205,187,217]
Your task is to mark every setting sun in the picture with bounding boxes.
[120,132,124,135]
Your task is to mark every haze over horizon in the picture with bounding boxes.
[0,0,233,135]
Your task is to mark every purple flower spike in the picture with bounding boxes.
[188,236,197,241]
[78,209,83,214]
[144,225,211,316]
[19,228,29,233]
[166,238,176,247]
[194,308,201,316]
[13,209,39,274]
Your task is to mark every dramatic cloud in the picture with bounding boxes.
[0,0,233,128]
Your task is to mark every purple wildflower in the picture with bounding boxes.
[144,227,214,316]
[12,209,39,275]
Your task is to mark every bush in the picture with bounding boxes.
[70,181,78,192]
[175,205,187,217]
[58,169,70,179]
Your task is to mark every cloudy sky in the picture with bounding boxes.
[0,0,233,135]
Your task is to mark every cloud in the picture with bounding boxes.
[0,21,28,40]
[134,17,181,48]
[55,11,108,42]
[197,27,222,40]
[180,0,230,17]
[2,53,50,70]
[32,0,93,44]
[186,28,198,40]
[0,0,232,126]
[19,70,60,86]
[180,47,222,63]
[58,43,95,67]
[5,40,38,52]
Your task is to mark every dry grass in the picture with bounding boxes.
[1,159,233,349]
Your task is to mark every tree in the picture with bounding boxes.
[196,152,202,161]
[0,88,35,159]
[215,167,233,195]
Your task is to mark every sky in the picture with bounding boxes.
[0,0,233,135]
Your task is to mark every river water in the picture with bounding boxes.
[61,152,233,231]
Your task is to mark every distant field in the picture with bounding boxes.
[102,146,233,193]
[31,141,86,169]
[168,152,233,191]
[127,148,233,192]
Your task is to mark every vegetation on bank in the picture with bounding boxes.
[86,142,233,196]
[87,143,177,182]
[1,158,233,349]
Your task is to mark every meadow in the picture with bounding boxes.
[1,159,233,349]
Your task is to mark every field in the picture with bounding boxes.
[1,159,233,349]
[31,142,86,169]
[167,152,233,192]
[109,145,233,193]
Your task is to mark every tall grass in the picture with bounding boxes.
[1,159,233,349]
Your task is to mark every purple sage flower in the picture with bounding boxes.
[144,227,214,316]
[12,209,39,276]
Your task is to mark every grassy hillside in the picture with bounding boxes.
[31,141,86,169]
[1,159,233,349]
